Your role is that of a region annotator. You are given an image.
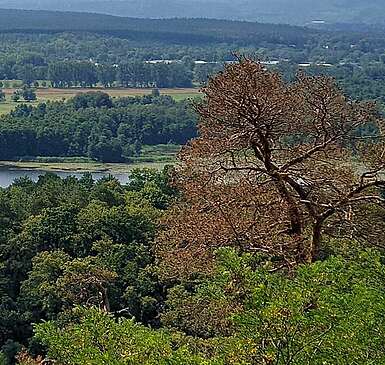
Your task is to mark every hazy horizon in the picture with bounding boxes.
[0,0,384,25]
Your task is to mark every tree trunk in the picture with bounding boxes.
[273,177,309,261]
[99,287,111,313]
[311,219,323,262]
[273,178,303,235]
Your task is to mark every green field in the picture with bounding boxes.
[0,100,17,115]
[0,87,201,115]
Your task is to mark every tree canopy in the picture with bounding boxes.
[0,92,197,162]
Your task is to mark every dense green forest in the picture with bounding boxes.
[0,9,313,45]
[0,168,176,363]
[0,92,197,162]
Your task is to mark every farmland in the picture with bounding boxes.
[0,86,201,115]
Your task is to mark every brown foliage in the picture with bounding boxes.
[16,350,46,365]
[156,58,385,279]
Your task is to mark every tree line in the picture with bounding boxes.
[48,61,196,88]
[0,92,197,162]
[5,57,385,104]
[0,59,223,88]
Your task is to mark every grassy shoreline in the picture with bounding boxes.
[0,160,173,173]
[0,145,180,173]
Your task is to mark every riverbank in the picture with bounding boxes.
[0,160,171,173]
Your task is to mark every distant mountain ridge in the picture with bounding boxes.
[0,8,316,46]
[0,0,385,25]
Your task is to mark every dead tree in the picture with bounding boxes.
[157,58,385,278]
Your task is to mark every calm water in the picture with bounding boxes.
[0,168,130,188]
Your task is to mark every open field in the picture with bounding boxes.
[0,101,16,115]
[0,87,201,115]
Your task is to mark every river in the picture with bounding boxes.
[0,168,130,188]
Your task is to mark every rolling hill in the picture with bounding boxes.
[0,8,316,45]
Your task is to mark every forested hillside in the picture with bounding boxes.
[0,9,313,45]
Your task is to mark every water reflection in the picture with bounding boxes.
[0,168,130,188]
